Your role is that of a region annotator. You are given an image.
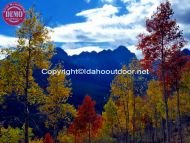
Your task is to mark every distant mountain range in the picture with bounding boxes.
[183,48,190,56]
[35,46,136,110]
[34,46,190,111]
[51,45,136,69]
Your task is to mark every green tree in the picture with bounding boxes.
[129,59,147,143]
[40,65,76,142]
[0,126,33,143]
[102,99,118,138]
[111,65,133,143]
[0,8,53,143]
[181,63,190,96]
[146,80,165,142]
[0,127,23,143]
[180,64,190,117]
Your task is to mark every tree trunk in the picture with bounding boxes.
[24,48,31,143]
[116,113,122,142]
[126,93,130,143]
[74,131,77,143]
[155,108,158,142]
[122,97,128,143]
[111,119,114,136]
[140,130,143,143]
[161,119,166,143]
[152,128,155,143]
[176,86,183,143]
[88,124,91,143]
[53,125,59,143]
[163,82,169,143]
[161,33,169,143]
[132,96,136,143]
[24,102,29,143]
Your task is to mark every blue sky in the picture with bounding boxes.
[0,0,190,58]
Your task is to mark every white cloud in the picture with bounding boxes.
[0,35,17,49]
[64,46,103,55]
[76,4,118,19]
[0,54,6,60]
[50,5,121,43]
[50,0,190,59]
[49,2,156,58]
[1,0,189,59]
[0,35,17,60]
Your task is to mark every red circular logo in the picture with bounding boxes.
[2,2,26,26]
